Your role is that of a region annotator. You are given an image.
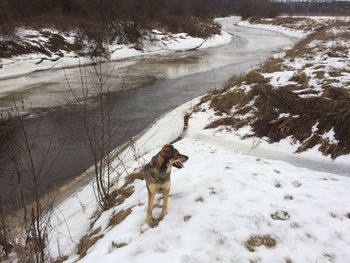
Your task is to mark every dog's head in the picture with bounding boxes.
[160,144,189,169]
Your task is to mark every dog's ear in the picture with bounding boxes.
[161,144,174,159]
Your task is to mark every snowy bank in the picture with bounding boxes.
[0,29,231,80]
[238,20,308,39]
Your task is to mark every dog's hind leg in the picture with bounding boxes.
[146,183,159,227]
[160,181,171,219]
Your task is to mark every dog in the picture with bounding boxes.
[143,144,188,227]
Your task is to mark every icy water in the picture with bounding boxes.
[0,18,294,203]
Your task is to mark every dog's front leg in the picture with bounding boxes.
[146,183,159,227]
[147,192,156,226]
[160,180,171,219]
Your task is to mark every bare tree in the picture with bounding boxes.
[0,196,12,258]
[0,98,62,262]
[65,59,132,211]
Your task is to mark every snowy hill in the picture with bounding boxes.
[47,97,350,263]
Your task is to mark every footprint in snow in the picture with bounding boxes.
[183,215,192,222]
[169,193,183,199]
[271,210,290,220]
[292,181,302,187]
[209,187,217,195]
[195,196,204,202]
[284,195,294,201]
[274,182,282,188]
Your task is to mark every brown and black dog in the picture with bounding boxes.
[143,144,188,227]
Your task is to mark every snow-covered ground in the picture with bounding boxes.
[46,94,350,263]
[0,27,231,80]
[239,16,350,39]
[238,20,309,39]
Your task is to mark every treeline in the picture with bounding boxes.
[233,0,281,20]
[0,0,239,48]
[0,0,285,33]
[0,0,232,27]
[278,1,350,15]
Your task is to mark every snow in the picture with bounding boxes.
[19,16,350,263]
[321,128,339,144]
[47,95,350,263]
[262,71,295,88]
[0,29,231,80]
[238,20,309,39]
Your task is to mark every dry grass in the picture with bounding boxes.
[199,19,350,159]
[245,234,277,252]
[110,185,135,206]
[108,208,132,228]
[246,70,269,84]
[112,241,128,249]
[0,30,82,59]
[328,71,342,78]
[314,70,325,79]
[77,227,104,258]
[289,72,309,85]
[156,16,221,39]
[249,17,322,32]
[207,82,350,158]
[260,58,283,73]
[51,256,69,263]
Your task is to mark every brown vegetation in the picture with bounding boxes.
[0,31,82,59]
[77,227,104,258]
[199,20,350,159]
[108,208,132,228]
[245,234,277,252]
[112,241,127,249]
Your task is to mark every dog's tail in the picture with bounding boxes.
[124,171,144,186]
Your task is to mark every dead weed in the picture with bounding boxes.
[77,227,104,258]
[108,208,132,228]
[245,234,277,252]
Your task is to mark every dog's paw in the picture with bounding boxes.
[147,218,159,228]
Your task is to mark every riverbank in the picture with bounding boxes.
[43,16,350,263]
[0,19,231,80]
